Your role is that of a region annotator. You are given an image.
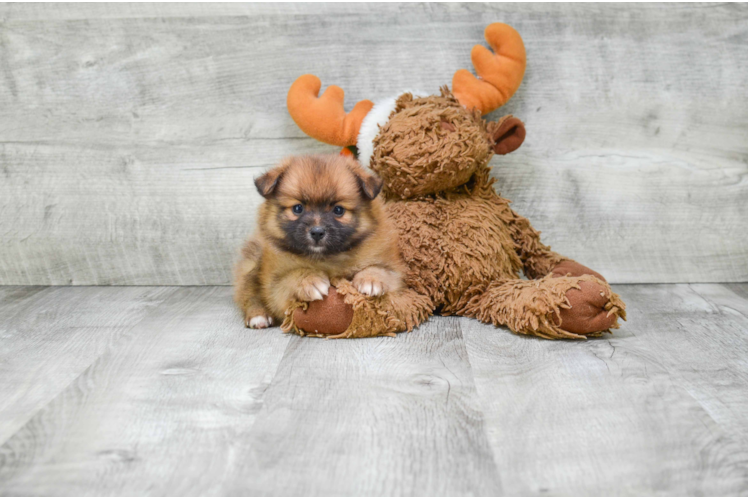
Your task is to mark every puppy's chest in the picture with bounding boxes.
[263,248,362,281]
[386,193,523,293]
[314,258,362,280]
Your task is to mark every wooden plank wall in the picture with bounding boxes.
[0,3,746,285]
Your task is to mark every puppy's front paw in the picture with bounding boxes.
[295,274,330,302]
[247,315,274,329]
[352,267,399,297]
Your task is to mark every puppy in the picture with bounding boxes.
[234,154,404,329]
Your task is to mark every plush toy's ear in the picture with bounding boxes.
[254,159,291,198]
[488,115,526,155]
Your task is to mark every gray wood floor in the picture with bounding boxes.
[1,284,747,495]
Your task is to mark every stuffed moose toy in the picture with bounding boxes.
[277,23,626,339]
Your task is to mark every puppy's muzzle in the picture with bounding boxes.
[309,226,326,243]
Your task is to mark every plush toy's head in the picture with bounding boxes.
[287,23,527,199]
[368,90,526,198]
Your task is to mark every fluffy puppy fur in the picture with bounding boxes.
[234,154,404,328]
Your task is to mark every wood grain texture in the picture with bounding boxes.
[0,3,746,285]
[0,286,174,444]
[0,286,291,496]
[0,3,401,20]
[229,317,500,496]
[1,284,748,494]
[461,283,748,495]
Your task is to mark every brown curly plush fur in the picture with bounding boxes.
[284,88,626,339]
[372,91,491,198]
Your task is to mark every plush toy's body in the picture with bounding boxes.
[280,23,626,339]
[385,160,626,339]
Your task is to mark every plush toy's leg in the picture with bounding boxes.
[459,274,626,340]
[284,279,433,339]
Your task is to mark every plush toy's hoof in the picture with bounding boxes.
[293,286,354,336]
[555,279,619,334]
[552,260,606,282]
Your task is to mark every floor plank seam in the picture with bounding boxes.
[0,287,182,449]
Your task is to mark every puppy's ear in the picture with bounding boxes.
[356,170,384,200]
[340,156,384,200]
[254,159,290,198]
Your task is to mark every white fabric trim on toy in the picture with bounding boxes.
[356,90,427,170]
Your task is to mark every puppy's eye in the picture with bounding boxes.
[333,206,345,217]
[292,204,304,215]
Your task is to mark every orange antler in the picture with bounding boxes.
[452,23,526,115]
[287,75,374,147]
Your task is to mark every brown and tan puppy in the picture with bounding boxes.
[234,154,404,328]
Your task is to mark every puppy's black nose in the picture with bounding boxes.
[309,226,326,243]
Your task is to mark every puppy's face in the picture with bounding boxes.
[255,155,383,257]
